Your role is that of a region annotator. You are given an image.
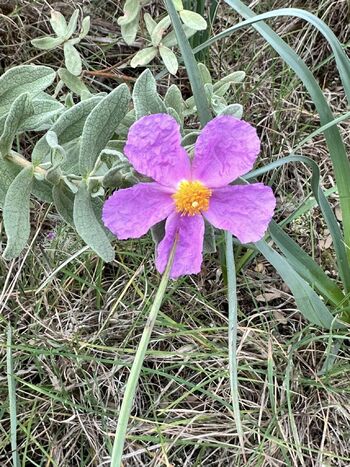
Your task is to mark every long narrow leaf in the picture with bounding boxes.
[269,221,344,306]
[194,0,350,261]
[245,154,350,293]
[7,325,19,467]
[110,239,177,466]
[256,240,344,329]
[194,8,350,103]
[165,0,211,126]
[225,233,245,456]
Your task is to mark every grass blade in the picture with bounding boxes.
[110,239,177,466]
[7,325,19,467]
[194,0,350,260]
[194,7,350,103]
[225,232,245,459]
[269,220,344,306]
[164,0,211,126]
[256,240,344,329]
[245,154,350,294]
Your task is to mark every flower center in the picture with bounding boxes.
[172,180,212,216]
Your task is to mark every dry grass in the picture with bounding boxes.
[1,0,350,465]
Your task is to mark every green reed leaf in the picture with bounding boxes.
[256,240,344,329]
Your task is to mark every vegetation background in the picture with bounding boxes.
[1,0,350,465]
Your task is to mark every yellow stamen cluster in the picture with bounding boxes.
[172,180,212,216]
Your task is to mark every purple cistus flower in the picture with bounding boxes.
[102,114,276,278]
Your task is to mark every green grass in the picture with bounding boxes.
[1,0,350,465]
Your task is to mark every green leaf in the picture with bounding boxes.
[159,45,178,75]
[117,0,140,26]
[162,24,196,48]
[52,182,74,225]
[32,179,54,203]
[213,82,231,97]
[64,42,82,76]
[167,107,182,126]
[117,110,136,137]
[0,93,34,157]
[164,84,184,120]
[203,222,216,253]
[32,96,103,165]
[65,10,79,39]
[172,0,184,10]
[0,65,56,117]
[179,10,207,31]
[256,240,343,329]
[198,63,212,85]
[223,6,350,103]
[31,36,64,50]
[133,69,167,119]
[245,154,350,297]
[210,94,227,114]
[50,10,68,37]
[182,130,199,146]
[151,15,171,47]
[121,12,140,45]
[213,70,245,88]
[269,221,344,306]
[10,96,64,132]
[218,103,243,118]
[215,0,350,262]
[144,13,157,36]
[46,130,66,164]
[67,37,81,46]
[79,84,130,175]
[165,1,211,125]
[0,158,20,208]
[102,164,136,189]
[3,166,34,260]
[58,68,90,96]
[73,184,115,262]
[79,16,91,39]
[130,47,158,68]
[151,220,166,246]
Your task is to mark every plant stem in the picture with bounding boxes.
[110,237,177,466]
[6,151,46,177]
[225,231,246,461]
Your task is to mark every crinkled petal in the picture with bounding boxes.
[192,116,260,188]
[124,114,191,188]
[204,183,276,243]
[102,182,174,239]
[156,212,204,279]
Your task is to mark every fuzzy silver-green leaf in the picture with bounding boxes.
[3,166,34,260]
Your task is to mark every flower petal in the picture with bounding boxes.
[204,183,276,243]
[124,114,191,188]
[102,182,174,239]
[156,212,204,279]
[192,116,260,188]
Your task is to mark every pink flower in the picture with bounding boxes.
[102,114,276,278]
